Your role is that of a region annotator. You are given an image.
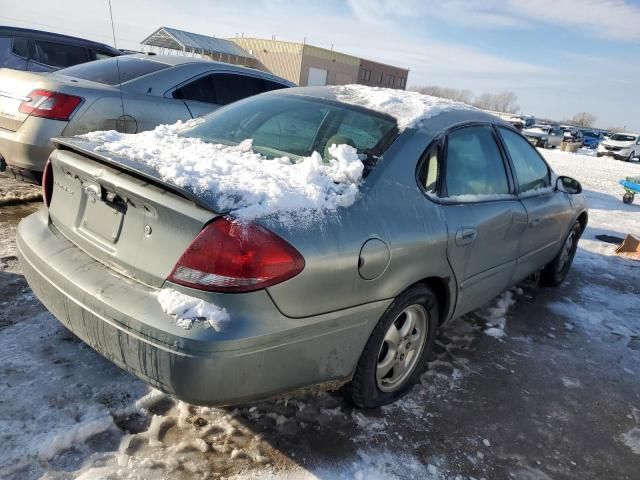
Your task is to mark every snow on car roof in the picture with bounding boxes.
[329,85,476,131]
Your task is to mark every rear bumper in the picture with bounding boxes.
[17,210,387,405]
[0,118,66,180]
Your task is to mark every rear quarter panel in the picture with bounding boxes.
[265,131,456,320]
[63,94,192,135]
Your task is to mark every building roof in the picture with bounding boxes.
[142,27,253,60]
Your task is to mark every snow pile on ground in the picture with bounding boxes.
[483,290,516,338]
[80,126,364,223]
[157,287,230,331]
[621,408,640,455]
[38,407,115,460]
[331,85,475,131]
[0,177,42,206]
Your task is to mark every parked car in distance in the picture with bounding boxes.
[0,26,120,72]
[522,124,563,148]
[18,87,588,408]
[597,132,640,161]
[561,127,584,146]
[0,54,293,183]
[580,129,602,149]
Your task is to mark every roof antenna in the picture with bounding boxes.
[108,0,126,132]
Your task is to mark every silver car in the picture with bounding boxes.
[0,54,292,183]
[522,124,564,149]
[17,87,588,408]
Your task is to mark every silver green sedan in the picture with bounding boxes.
[17,87,588,408]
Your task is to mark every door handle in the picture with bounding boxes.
[455,227,478,246]
[530,216,542,227]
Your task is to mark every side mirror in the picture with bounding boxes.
[556,176,582,194]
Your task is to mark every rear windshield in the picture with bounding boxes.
[182,94,399,164]
[56,56,170,85]
[610,134,637,142]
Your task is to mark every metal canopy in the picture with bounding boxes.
[142,27,253,60]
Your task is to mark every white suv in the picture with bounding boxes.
[597,133,640,161]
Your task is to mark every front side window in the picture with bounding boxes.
[498,127,551,193]
[34,41,88,68]
[212,73,265,105]
[444,126,510,197]
[11,38,28,58]
[182,94,398,164]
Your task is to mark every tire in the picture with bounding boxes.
[628,151,635,162]
[540,221,582,287]
[344,286,439,408]
[597,153,604,157]
[542,139,549,149]
[623,192,635,204]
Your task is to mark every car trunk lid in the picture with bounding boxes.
[47,139,219,287]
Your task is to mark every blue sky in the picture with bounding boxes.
[4,0,640,130]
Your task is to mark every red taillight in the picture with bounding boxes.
[168,217,305,293]
[42,157,53,207]
[19,89,82,121]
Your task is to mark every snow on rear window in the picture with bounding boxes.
[80,122,364,224]
[330,85,475,131]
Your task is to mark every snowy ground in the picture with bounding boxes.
[1,150,639,479]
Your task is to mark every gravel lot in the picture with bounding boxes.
[1,151,639,479]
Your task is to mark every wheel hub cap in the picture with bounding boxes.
[376,304,428,392]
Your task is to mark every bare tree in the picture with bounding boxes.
[410,85,473,104]
[568,112,597,128]
[411,86,521,114]
[472,92,520,113]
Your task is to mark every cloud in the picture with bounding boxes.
[507,0,640,42]
[347,0,640,41]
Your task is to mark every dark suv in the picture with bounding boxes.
[0,26,120,72]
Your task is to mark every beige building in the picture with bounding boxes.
[229,37,408,89]
[358,58,409,90]
[140,28,409,89]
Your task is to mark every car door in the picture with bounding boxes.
[431,125,528,318]
[497,126,574,282]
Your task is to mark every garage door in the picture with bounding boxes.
[307,67,327,86]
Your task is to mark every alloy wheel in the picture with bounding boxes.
[376,304,428,392]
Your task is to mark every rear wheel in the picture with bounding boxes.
[628,151,636,162]
[623,192,635,204]
[344,286,438,408]
[540,221,581,287]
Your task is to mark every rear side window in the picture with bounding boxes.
[173,75,216,103]
[34,40,88,68]
[498,127,550,193]
[417,144,440,195]
[444,126,509,197]
[57,57,171,85]
[213,74,265,105]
